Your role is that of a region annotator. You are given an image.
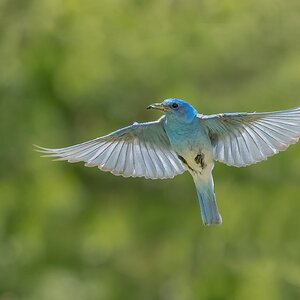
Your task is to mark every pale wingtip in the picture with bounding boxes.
[33,144,52,153]
[33,144,60,158]
[33,144,43,152]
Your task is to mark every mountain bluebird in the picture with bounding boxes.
[36,98,300,225]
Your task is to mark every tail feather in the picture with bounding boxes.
[193,175,222,225]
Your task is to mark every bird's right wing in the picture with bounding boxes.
[199,106,300,167]
[36,117,185,179]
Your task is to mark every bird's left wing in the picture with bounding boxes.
[36,117,185,179]
[199,106,300,167]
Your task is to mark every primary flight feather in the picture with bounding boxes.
[36,98,300,225]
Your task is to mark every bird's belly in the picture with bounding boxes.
[176,147,214,174]
[164,121,214,174]
[169,135,214,175]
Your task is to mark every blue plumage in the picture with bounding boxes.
[36,98,300,225]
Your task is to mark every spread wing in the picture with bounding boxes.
[36,117,185,179]
[199,106,300,167]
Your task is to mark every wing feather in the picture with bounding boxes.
[199,106,300,167]
[36,117,185,179]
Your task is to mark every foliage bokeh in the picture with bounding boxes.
[1,0,300,299]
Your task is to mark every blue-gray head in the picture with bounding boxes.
[147,98,198,123]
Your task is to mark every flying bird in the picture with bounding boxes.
[36,98,300,225]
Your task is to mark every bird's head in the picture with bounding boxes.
[147,98,198,123]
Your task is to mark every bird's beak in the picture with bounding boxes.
[146,103,170,111]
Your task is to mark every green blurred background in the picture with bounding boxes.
[1,0,300,299]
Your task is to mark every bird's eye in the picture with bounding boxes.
[171,103,179,109]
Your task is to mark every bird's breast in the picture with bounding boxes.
[164,122,214,175]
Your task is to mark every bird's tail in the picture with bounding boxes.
[193,174,222,225]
